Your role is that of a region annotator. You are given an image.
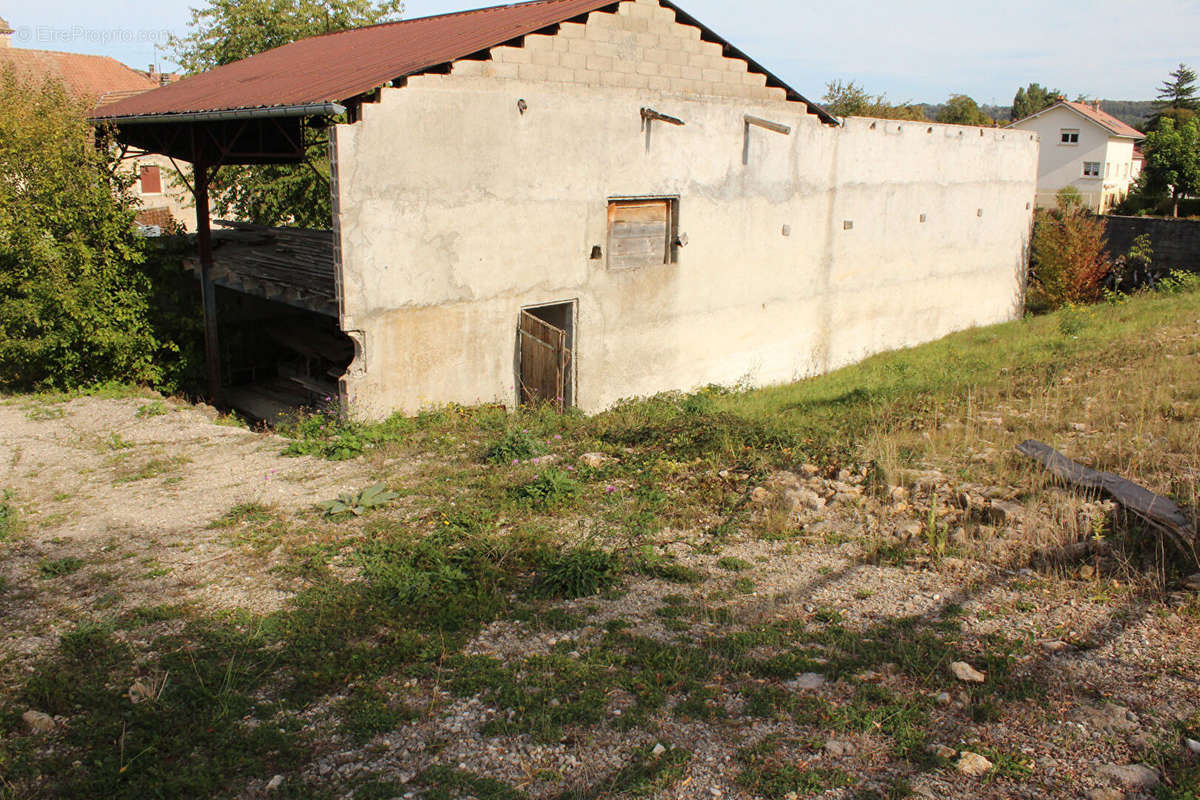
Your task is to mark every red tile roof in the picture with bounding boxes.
[1012,100,1142,140]
[0,46,156,103]
[1061,101,1144,139]
[91,0,832,123]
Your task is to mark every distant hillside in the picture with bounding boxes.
[917,100,1155,131]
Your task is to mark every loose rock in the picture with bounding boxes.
[266,775,284,791]
[926,743,956,760]
[22,710,56,734]
[950,661,986,683]
[579,452,614,469]
[785,488,826,512]
[956,751,993,777]
[1097,763,1159,790]
[128,680,154,704]
[824,740,852,757]
[1086,790,1124,800]
[651,743,666,756]
[785,672,826,691]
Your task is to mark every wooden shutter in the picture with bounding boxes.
[607,199,670,270]
[139,165,162,194]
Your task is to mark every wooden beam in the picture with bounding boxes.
[194,163,223,407]
[744,114,792,135]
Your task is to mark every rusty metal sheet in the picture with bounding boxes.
[91,0,835,125]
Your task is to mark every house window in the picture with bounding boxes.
[1105,162,1111,178]
[139,165,162,194]
[607,197,678,270]
[1082,161,1101,178]
[1060,129,1080,145]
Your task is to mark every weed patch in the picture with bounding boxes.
[534,546,620,599]
[318,483,399,518]
[0,489,17,539]
[513,467,580,509]
[38,556,84,578]
[484,428,547,464]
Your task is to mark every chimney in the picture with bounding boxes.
[0,17,14,48]
[1093,99,1101,111]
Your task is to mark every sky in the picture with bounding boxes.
[6,0,1200,105]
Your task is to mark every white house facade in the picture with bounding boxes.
[1009,101,1144,213]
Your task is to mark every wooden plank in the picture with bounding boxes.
[744,114,792,135]
[608,200,669,270]
[1016,439,1198,559]
[519,311,568,410]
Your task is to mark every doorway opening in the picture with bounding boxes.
[518,301,576,410]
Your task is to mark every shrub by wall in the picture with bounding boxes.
[1028,193,1113,311]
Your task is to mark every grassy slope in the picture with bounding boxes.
[1,286,1198,799]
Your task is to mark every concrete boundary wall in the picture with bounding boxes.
[1103,215,1200,275]
[330,0,1039,418]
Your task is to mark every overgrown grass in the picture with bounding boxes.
[3,286,1197,799]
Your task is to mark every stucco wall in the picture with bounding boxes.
[332,0,1038,418]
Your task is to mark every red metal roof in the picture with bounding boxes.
[92,0,831,123]
[93,0,627,119]
[0,46,156,103]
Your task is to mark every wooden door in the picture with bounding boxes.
[518,310,570,410]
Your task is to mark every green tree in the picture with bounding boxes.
[1140,117,1200,217]
[1150,64,1199,131]
[168,0,405,227]
[1028,188,1113,310]
[821,80,927,121]
[1156,63,1198,110]
[1011,82,1062,120]
[0,68,159,389]
[935,94,993,126]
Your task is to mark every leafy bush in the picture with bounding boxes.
[1028,190,1113,310]
[484,428,547,464]
[534,546,620,598]
[0,70,159,390]
[513,468,579,509]
[1158,269,1200,295]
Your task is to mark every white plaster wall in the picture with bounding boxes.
[1010,106,1137,211]
[332,1,1037,418]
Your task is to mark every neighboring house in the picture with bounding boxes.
[1008,100,1145,213]
[0,17,196,232]
[93,0,1038,421]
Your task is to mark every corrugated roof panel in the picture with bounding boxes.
[92,0,622,119]
[91,0,833,124]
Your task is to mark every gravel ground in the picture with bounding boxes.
[2,397,1197,799]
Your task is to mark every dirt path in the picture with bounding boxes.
[0,394,371,661]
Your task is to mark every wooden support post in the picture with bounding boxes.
[194,162,223,407]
